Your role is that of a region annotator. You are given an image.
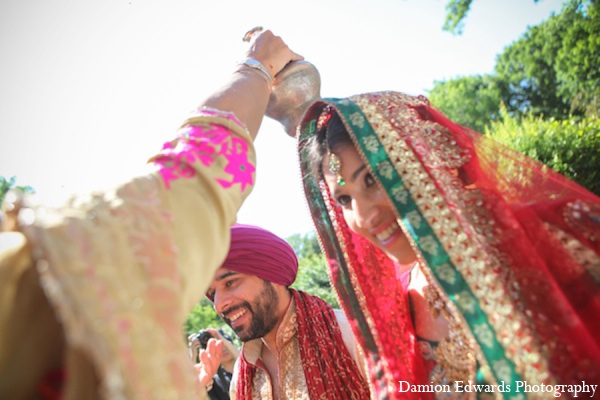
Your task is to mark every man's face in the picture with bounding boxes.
[207,269,280,342]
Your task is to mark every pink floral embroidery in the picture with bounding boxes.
[216,136,255,191]
[154,122,254,191]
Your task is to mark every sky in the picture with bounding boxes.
[0,0,567,239]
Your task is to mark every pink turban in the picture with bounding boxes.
[221,224,298,287]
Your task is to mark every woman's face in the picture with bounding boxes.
[323,144,416,265]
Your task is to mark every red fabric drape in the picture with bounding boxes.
[299,92,600,399]
[236,289,370,399]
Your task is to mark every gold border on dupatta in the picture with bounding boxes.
[323,183,397,398]
[352,93,556,391]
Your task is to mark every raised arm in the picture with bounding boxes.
[200,29,303,139]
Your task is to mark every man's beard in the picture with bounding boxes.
[227,281,280,342]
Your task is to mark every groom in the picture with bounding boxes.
[203,224,370,399]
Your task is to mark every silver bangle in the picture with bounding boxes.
[237,58,273,84]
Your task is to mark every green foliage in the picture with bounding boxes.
[435,0,599,136]
[443,0,541,34]
[292,253,340,309]
[442,0,474,34]
[427,74,501,132]
[495,0,599,119]
[555,0,600,116]
[286,231,322,258]
[494,17,568,118]
[183,297,238,344]
[0,176,34,205]
[486,106,600,195]
[442,0,473,35]
[288,231,339,307]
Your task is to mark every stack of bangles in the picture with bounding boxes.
[237,58,273,85]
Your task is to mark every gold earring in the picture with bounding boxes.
[318,105,344,185]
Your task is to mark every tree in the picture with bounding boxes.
[286,231,322,259]
[292,253,340,309]
[427,74,502,132]
[0,176,34,205]
[443,0,541,34]
[442,0,474,34]
[434,0,599,128]
[494,1,598,119]
[442,1,599,118]
[287,231,339,307]
[555,0,600,116]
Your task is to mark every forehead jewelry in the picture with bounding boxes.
[328,152,345,186]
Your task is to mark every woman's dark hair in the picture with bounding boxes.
[306,109,354,177]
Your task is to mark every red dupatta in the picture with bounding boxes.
[298,92,600,399]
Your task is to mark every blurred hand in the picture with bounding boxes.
[194,338,223,387]
[205,328,240,361]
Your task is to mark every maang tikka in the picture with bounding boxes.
[318,106,345,186]
[328,153,344,186]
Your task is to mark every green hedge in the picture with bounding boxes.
[485,108,600,195]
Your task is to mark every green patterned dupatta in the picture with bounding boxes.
[298,96,519,399]
[299,100,433,400]
[298,92,600,399]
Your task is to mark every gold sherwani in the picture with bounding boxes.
[0,109,256,399]
[229,298,367,400]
